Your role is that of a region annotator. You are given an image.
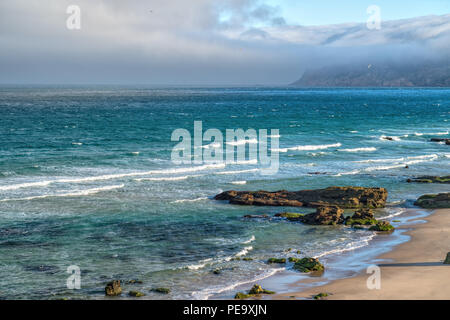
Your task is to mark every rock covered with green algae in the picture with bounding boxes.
[407,176,450,184]
[415,193,450,208]
[151,287,170,294]
[369,221,395,232]
[267,258,286,264]
[292,257,324,273]
[105,280,122,296]
[234,284,275,299]
[128,290,145,297]
[274,212,305,221]
[345,208,377,226]
[248,284,275,295]
[313,292,329,300]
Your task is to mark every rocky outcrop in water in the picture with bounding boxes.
[105,280,122,296]
[292,257,324,273]
[407,176,450,184]
[369,221,395,232]
[215,187,387,209]
[415,193,450,208]
[234,284,275,299]
[299,206,344,225]
[344,208,377,226]
[430,138,450,145]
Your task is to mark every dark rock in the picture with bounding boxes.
[267,258,286,264]
[243,214,270,219]
[300,206,344,225]
[215,186,387,209]
[127,279,143,284]
[105,280,122,296]
[444,253,450,265]
[24,265,59,274]
[369,221,395,232]
[293,258,324,273]
[383,136,394,141]
[430,138,450,143]
[352,208,374,219]
[407,176,450,184]
[414,193,450,208]
[151,287,170,294]
[344,208,377,226]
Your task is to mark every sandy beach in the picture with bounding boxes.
[273,208,450,300]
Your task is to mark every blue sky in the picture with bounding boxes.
[266,0,450,25]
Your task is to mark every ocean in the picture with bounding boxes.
[0,86,449,299]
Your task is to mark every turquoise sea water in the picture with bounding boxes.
[0,86,449,299]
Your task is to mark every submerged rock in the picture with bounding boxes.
[407,176,450,184]
[293,258,324,273]
[444,253,450,265]
[128,290,145,297]
[415,193,450,208]
[127,279,143,284]
[430,138,450,143]
[267,258,286,264]
[243,214,270,219]
[274,212,305,221]
[215,187,387,209]
[369,221,395,232]
[151,287,170,294]
[300,206,344,225]
[105,280,122,296]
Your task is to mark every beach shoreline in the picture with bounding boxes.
[270,208,450,300]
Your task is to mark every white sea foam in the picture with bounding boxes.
[0,163,226,191]
[215,169,259,175]
[231,181,246,185]
[0,184,124,202]
[226,138,258,146]
[378,208,406,220]
[186,258,213,270]
[338,147,377,152]
[171,197,209,204]
[191,267,284,300]
[242,235,255,244]
[434,131,449,135]
[72,142,83,146]
[273,143,341,153]
[234,159,258,165]
[135,175,201,182]
[314,233,377,259]
[233,246,253,258]
[414,132,424,136]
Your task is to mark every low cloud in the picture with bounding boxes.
[0,0,448,85]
